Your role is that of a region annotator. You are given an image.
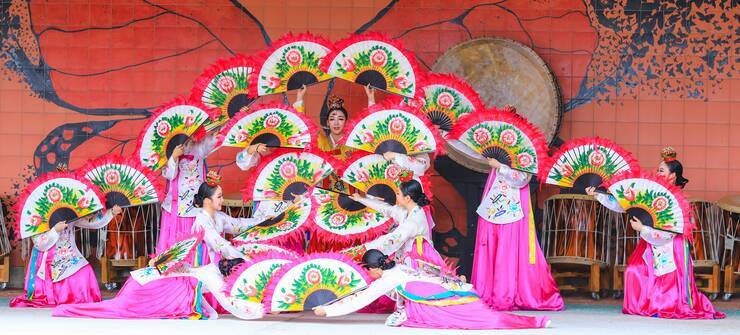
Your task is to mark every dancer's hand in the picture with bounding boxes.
[313,306,327,317]
[349,193,363,202]
[585,187,597,196]
[291,192,306,203]
[487,158,501,169]
[247,143,267,155]
[111,205,123,216]
[296,84,307,102]
[364,84,376,105]
[54,221,68,232]
[172,144,185,160]
[382,151,397,161]
[148,258,155,267]
[629,217,644,232]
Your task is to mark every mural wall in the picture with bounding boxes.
[0,1,737,265]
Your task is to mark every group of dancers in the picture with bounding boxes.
[8,84,725,330]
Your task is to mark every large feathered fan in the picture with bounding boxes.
[78,154,164,208]
[16,173,105,238]
[242,149,337,202]
[310,187,390,247]
[417,73,485,134]
[191,54,254,128]
[449,107,548,174]
[605,171,691,234]
[224,252,296,303]
[231,198,312,245]
[343,102,443,156]
[540,137,640,193]
[321,32,422,98]
[136,97,216,171]
[263,253,370,312]
[150,233,202,275]
[341,152,403,205]
[236,242,302,258]
[250,33,333,96]
[220,103,316,149]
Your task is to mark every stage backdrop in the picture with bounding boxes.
[0,1,736,271]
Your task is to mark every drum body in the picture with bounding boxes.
[104,204,160,260]
[542,194,612,266]
[718,195,740,299]
[0,201,10,257]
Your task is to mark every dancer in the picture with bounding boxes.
[586,147,724,319]
[314,249,550,330]
[471,158,564,311]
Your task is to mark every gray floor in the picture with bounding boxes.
[1,298,738,335]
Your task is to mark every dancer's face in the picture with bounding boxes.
[367,267,383,279]
[327,110,346,136]
[656,161,676,184]
[205,186,224,211]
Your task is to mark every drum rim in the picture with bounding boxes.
[432,36,563,144]
[545,193,596,201]
[717,195,740,213]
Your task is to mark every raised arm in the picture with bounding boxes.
[593,192,626,213]
[73,208,116,229]
[31,228,60,251]
[192,133,220,158]
[495,164,530,188]
[363,218,419,256]
[639,226,675,246]
[217,212,261,236]
[235,147,262,171]
[193,218,246,260]
[389,153,430,176]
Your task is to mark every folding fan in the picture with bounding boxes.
[16,172,105,238]
[78,154,164,208]
[242,149,337,202]
[263,253,370,312]
[321,32,422,98]
[250,33,333,96]
[449,107,548,174]
[191,54,254,127]
[150,233,202,275]
[540,137,640,194]
[417,73,485,134]
[341,152,402,205]
[343,102,443,156]
[220,103,316,149]
[136,97,216,171]
[605,171,691,234]
[224,252,296,304]
[235,242,302,258]
[310,187,390,247]
[231,198,312,245]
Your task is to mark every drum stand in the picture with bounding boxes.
[0,255,9,290]
[101,205,159,290]
[690,200,722,300]
[720,210,739,300]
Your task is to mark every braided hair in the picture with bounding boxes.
[362,249,396,270]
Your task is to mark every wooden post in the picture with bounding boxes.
[0,255,9,284]
[100,256,110,284]
[724,265,736,296]
[589,263,600,293]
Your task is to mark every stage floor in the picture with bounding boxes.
[1,297,738,335]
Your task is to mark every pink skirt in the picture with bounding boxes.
[53,276,212,319]
[156,209,196,254]
[10,250,101,308]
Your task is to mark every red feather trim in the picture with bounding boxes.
[190,54,254,103]
[248,32,333,96]
[538,136,641,183]
[76,154,166,206]
[261,252,370,313]
[221,251,297,295]
[417,72,485,113]
[308,192,393,248]
[218,101,319,150]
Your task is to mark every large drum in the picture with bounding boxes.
[718,195,740,300]
[689,198,723,299]
[223,193,253,219]
[541,194,613,299]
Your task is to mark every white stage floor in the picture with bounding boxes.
[1,298,738,335]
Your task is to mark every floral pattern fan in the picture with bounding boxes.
[136,97,216,171]
[605,171,691,235]
[242,149,337,202]
[263,253,370,312]
[191,54,254,128]
[78,154,164,208]
[223,252,296,304]
[150,233,203,275]
[310,187,389,248]
[220,103,316,149]
[231,197,312,246]
[321,32,422,98]
[417,73,485,134]
[449,107,548,174]
[16,172,105,238]
[540,137,640,194]
[250,33,333,96]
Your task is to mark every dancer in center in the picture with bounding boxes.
[472,158,564,311]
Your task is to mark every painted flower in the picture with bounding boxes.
[558,163,574,178]
[133,185,148,198]
[216,76,236,94]
[264,114,282,128]
[247,230,261,240]
[393,76,409,89]
[589,150,607,167]
[287,134,303,146]
[473,128,491,145]
[77,196,91,209]
[184,114,197,127]
[156,121,171,137]
[356,169,370,183]
[243,284,258,297]
[413,140,428,152]
[516,153,534,168]
[279,161,298,179]
[316,192,332,203]
[436,92,455,109]
[385,164,401,180]
[312,169,326,182]
[362,211,375,221]
[370,49,387,67]
[499,129,518,146]
[30,215,43,227]
[104,169,121,185]
[329,213,348,227]
[147,153,160,166]
[285,49,303,66]
[623,187,636,202]
[267,76,281,89]
[337,274,352,287]
[341,57,356,72]
[652,196,669,212]
[277,221,293,231]
[388,117,407,135]
[305,268,322,285]
[262,189,278,198]
[47,187,63,203]
[408,96,425,109]
[235,130,249,143]
[283,293,297,304]
[359,129,375,144]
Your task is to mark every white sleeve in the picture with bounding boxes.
[392,154,430,176]
[236,148,261,171]
[193,219,247,260]
[73,210,114,229]
[323,271,405,317]
[496,165,530,188]
[31,229,60,252]
[218,212,261,235]
[594,193,625,213]
[162,156,179,180]
[192,134,219,158]
[639,226,675,246]
[364,220,419,256]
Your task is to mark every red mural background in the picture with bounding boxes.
[0,1,737,269]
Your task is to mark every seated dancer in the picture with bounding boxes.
[314,249,550,330]
[11,204,122,308]
[472,158,564,311]
[53,173,268,319]
[586,147,724,319]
